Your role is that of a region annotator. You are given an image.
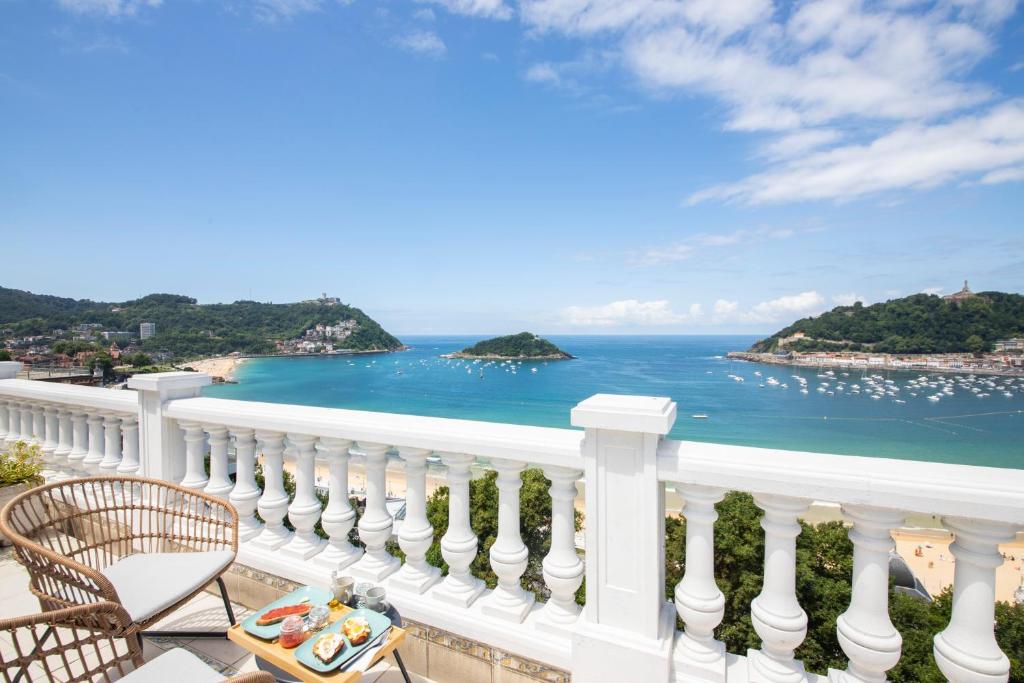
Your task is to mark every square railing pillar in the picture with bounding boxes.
[570,393,677,683]
[0,362,22,380]
[127,372,211,481]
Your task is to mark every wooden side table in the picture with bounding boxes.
[227,604,411,683]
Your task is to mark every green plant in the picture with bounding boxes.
[0,350,11,361]
[0,441,44,487]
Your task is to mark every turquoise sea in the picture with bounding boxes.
[203,336,1024,470]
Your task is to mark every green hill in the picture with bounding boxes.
[0,288,402,357]
[751,291,1024,354]
[453,332,573,359]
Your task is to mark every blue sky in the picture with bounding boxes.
[2,0,1022,335]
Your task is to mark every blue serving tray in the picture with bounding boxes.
[293,608,393,674]
[241,586,333,640]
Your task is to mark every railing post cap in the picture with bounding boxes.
[571,393,676,434]
[128,371,212,393]
[0,361,22,379]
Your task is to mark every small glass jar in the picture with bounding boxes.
[279,615,306,649]
[308,605,330,632]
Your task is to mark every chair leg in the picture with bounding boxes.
[216,576,236,626]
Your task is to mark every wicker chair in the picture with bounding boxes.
[0,602,274,683]
[0,477,239,640]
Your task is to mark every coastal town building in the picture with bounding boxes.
[139,322,156,340]
[995,338,1024,352]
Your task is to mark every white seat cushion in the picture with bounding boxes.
[118,647,224,683]
[101,550,234,623]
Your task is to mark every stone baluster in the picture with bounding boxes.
[350,442,399,580]
[829,506,905,683]
[4,401,18,448]
[748,494,811,683]
[42,404,59,461]
[68,411,89,473]
[390,447,440,593]
[32,403,45,445]
[537,466,584,632]
[203,425,233,498]
[99,414,123,472]
[482,458,534,621]
[280,434,325,561]
[229,428,262,542]
[22,403,35,444]
[83,412,106,473]
[55,411,74,475]
[251,431,291,551]
[0,400,7,447]
[313,438,362,571]
[673,484,728,683]
[117,416,140,475]
[933,517,1019,683]
[433,452,484,607]
[178,421,209,491]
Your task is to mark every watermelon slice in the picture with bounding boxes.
[255,603,312,626]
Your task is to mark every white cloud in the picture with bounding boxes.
[633,226,800,266]
[713,299,738,315]
[562,299,692,326]
[413,7,437,21]
[252,0,326,22]
[689,100,1024,204]
[419,0,512,20]
[688,303,704,318]
[832,292,862,306]
[524,62,561,85]
[741,291,826,323]
[57,0,161,17]
[977,165,1024,184]
[390,30,448,58]
[922,286,944,295]
[758,129,842,161]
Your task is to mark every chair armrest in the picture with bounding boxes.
[0,603,143,681]
[225,672,277,683]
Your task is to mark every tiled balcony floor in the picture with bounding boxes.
[0,547,432,682]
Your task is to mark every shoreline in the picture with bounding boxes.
[727,351,1024,378]
[179,355,246,382]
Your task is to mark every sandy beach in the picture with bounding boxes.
[183,355,245,381]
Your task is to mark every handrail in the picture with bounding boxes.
[0,379,136,414]
[163,395,585,468]
[657,437,1024,524]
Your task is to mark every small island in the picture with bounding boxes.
[444,332,574,360]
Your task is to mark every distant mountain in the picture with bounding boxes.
[451,332,573,359]
[0,288,402,357]
[751,290,1024,354]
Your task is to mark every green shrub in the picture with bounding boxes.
[0,441,44,487]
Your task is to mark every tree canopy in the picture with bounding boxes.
[457,332,573,359]
[751,292,1024,354]
[0,287,402,357]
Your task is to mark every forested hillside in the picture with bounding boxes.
[752,292,1024,354]
[0,288,402,356]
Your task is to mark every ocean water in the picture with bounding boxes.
[203,335,1024,469]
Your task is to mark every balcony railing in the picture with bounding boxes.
[0,362,1021,683]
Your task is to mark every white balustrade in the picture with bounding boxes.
[68,410,89,473]
[32,403,45,445]
[390,446,440,593]
[933,517,1019,683]
[748,494,811,683]
[280,434,325,561]
[99,414,123,472]
[433,451,485,607]
[311,438,361,571]
[350,442,399,580]
[178,420,209,491]
[673,484,728,683]
[537,465,584,632]
[251,431,291,551]
[2,373,1023,683]
[229,428,263,541]
[117,416,140,475]
[482,458,534,622]
[203,424,233,498]
[829,506,905,683]
[83,412,106,473]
